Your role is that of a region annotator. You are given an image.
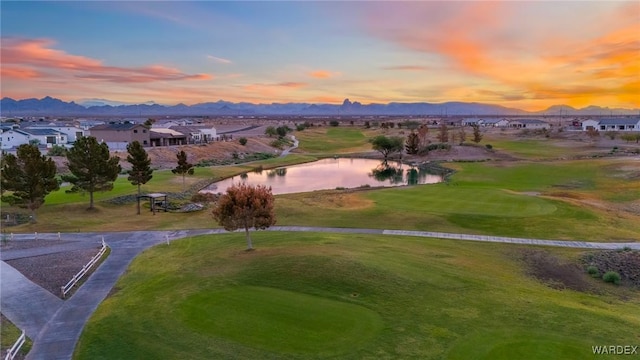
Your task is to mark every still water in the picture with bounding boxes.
[200,158,443,195]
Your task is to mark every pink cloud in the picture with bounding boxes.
[2,37,212,83]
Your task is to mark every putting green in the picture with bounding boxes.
[448,330,590,360]
[179,286,383,356]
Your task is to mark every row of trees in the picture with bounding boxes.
[1,137,157,220]
[370,124,483,158]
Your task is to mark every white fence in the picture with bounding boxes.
[61,238,108,298]
[4,330,26,360]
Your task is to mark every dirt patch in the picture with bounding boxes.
[6,247,102,297]
[582,249,640,287]
[516,249,594,292]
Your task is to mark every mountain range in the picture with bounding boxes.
[1,96,638,117]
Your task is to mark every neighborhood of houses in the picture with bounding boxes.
[0,119,219,151]
[1,116,639,151]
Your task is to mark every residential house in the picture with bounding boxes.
[481,119,510,127]
[171,125,218,144]
[509,119,550,129]
[89,122,150,150]
[25,124,85,142]
[150,128,188,147]
[581,119,600,131]
[1,128,31,150]
[461,118,481,126]
[593,118,640,132]
[21,128,67,146]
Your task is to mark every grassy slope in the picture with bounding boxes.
[74,232,640,360]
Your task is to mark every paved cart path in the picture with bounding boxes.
[0,227,637,359]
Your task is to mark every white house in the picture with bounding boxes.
[25,125,85,143]
[481,119,510,127]
[593,118,640,132]
[0,129,31,150]
[22,128,67,146]
[581,119,600,131]
[509,119,551,129]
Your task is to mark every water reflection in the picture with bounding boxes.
[200,158,443,195]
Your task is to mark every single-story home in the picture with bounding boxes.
[0,128,31,150]
[150,128,188,147]
[481,119,510,127]
[509,119,551,129]
[583,118,640,132]
[21,128,68,146]
[171,126,218,144]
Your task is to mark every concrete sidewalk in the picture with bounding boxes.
[0,261,63,339]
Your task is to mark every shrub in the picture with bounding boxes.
[485,144,493,150]
[586,265,599,277]
[329,120,339,127]
[602,271,621,285]
[238,137,248,146]
[48,145,67,156]
[191,192,218,203]
[296,124,306,131]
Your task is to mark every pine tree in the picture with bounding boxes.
[63,136,121,210]
[127,141,153,215]
[172,150,194,192]
[0,144,59,222]
[405,132,420,155]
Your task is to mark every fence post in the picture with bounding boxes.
[166,234,170,245]
[61,286,65,299]
[34,232,37,240]
[10,233,13,241]
[58,232,61,240]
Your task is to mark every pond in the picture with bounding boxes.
[200,158,444,195]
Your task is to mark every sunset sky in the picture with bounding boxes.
[1,1,639,111]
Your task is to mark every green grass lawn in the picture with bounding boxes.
[8,158,638,242]
[74,232,640,359]
[295,127,371,154]
[276,159,640,241]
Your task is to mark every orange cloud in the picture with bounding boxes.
[309,70,333,79]
[357,1,639,110]
[2,37,212,83]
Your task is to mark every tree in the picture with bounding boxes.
[238,137,248,146]
[63,136,121,210]
[265,126,277,137]
[212,183,276,250]
[458,127,467,143]
[0,144,59,222]
[276,125,291,138]
[405,132,420,155]
[436,124,449,143]
[370,135,404,160]
[126,141,153,215]
[172,150,194,191]
[471,124,483,143]
[417,125,429,147]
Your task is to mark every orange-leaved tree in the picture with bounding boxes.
[212,183,276,250]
